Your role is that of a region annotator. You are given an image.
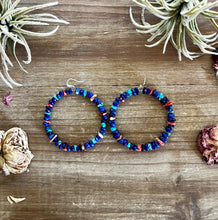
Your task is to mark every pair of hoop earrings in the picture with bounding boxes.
[43,84,176,152]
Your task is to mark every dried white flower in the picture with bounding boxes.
[130,0,218,60]
[0,127,34,176]
[0,0,69,88]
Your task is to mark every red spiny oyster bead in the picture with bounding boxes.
[197,125,218,166]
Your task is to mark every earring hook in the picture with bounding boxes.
[66,78,85,88]
[138,73,146,91]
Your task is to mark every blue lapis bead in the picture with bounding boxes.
[151,89,157,96]
[67,145,71,151]
[75,88,80,95]
[53,137,58,142]
[113,101,119,107]
[62,142,67,149]
[43,122,49,126]
[123,139,128,146]
[102,115,108,120]
[113,132,121,139]
[95,135,101,142]
[134,88,140,95]
[101,126,107,131]
[65,89,69,94]
[162,132,169,139]
[120,94,125,100]
[46,109,51,113]
[55,141,59,146]
[44,115,50,121]
[166,106,173,110]
[168,113,175,118]
[89,141,95,147]
[168,109,174,113]
[84,142,90,149]
[131,88,136,96]
[168,118,176,122]
[49,100,55,106]
[68,88,73,94]
[160,97,169,104]
[115,97,122,104]
[129,143,134,150]
[96,99,101,105]
[52,97,56,103]
[48,134,55,140]
[109,112,116,117]
[165,126,173,133]
[45,126,50,131]
[99,106,106,112]
[151,141,157,150]
[133,144,137,151]
[93,97,98,104]
[99,129,106,135]
[76,145,81,152]
[87,91,93,98]
[46,106,52,111]
[155,141,160,147]
[123,92,129,99]
[118,138,124,144]
[141,144,146,151]
[159,136,167,143]
[59,90,63,96]
[110,108,116,114]
[59,144,63,150]
[79,89,84,96]
[47,132,53,136]
[154,91,160,99]
[110,122,116,127]
[56,94,61,100]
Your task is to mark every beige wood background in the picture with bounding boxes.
[0,1,218,219]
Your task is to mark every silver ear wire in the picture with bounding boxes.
[66,78,84,91]
[138,73,146,92]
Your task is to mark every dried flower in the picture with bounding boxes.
[3,93,13,106]
[197,125,218,166]
[0,127,34,175]
[130,0,218,61]
[0,1,69,88]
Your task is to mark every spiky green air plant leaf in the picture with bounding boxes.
[130,0,218,61]
[0,1,69,88]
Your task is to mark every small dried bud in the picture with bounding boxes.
[197,125,218,166]
[3,93,13,106]
[0,127,34,175]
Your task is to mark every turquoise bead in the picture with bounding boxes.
[127,90,132,96]
[74,145,77,151]
[127,143,131,148]
[97,103,104,107]
[111,127,116,132]
[159,93,164,100]
[148,144,152,151]
[101,122,106,128]
[83,90,87,97]
[111,105,117,110]
[53,95,59,100]
[92,138,97,144]
[45,112,51,115]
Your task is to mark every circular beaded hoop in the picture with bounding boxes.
[109,87,176,151]
[43,88,107,152]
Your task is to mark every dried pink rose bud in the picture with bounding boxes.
[197,125,218,166]
[3,93,13,106]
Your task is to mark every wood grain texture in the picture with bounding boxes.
[0,0,218,219]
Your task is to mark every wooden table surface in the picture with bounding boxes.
[0,1,218,219]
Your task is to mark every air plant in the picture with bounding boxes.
[0,0,69,88]
[130,0,218,61]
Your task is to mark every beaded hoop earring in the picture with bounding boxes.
[43,87,107,152]
[109,87,176,151]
